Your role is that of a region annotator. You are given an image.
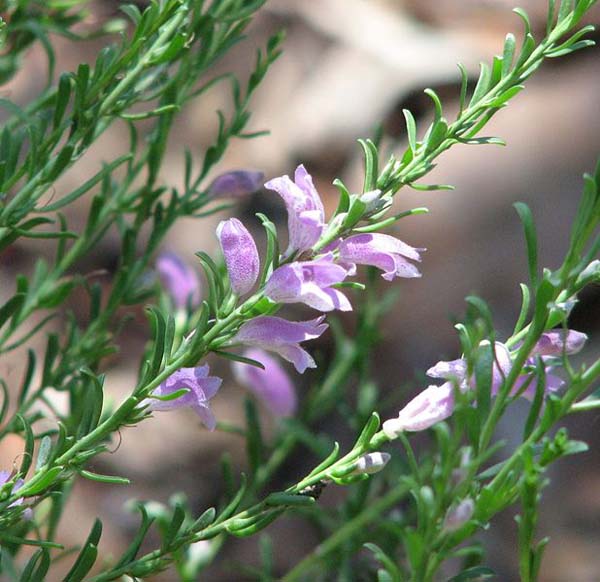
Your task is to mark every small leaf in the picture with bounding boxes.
[470,63,492,106]
[502,33,517,76]
[358,139,378,193]
[403,109,417,152]
[448,566,496,581]
[514,202,538,289]
[79,471,130,485]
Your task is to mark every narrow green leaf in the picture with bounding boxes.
[457,63,469,116]
[113,505,155,568]
[79,470,130,485]
[502,33,517,76]
[523,360,546,438]
[191,507,217,531]
[35,437,53,471]
[42,154,132,212]
[245,398,264,476]
[448,566,496,581]
[358,139,379,193]
[0,293,24,330]
[470,63,492,106]
[63,519,102,582]
[424,88,443,120]
[514,202,539,289]
[403,109,417,152]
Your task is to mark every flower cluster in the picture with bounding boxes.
[383,329,587,438]
[150,165,423,429]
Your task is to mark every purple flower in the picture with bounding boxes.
[216,218,260,296]
[156,252,201,309]
[232,316,328,373]
[530,329,587,357]
[232,348,297,417]
[264,254,351,312]
[382,382,455,438]
[208,170,264,198]
[146,365,222,430]
[338,233,424,281]
[264,165,325,256]
[0,470,25,508]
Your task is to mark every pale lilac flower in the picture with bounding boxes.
[146,365,222,430]
[0,470,25,508]
[530,329,587,357]
[156,252,201,309]
[232,316,328,373]
[338,233,424,281]
[216,218,260,295]
[232,348,297,417]
[350,452,391,476]
[208,170,264,198]
[382,382,455,438]
[264,254,351,312]
[443,498,475,532]
[264,165,325,255]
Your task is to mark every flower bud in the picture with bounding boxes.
[208,170,264,198]
[382,383,454,439]
[216,218,260,295]
[156,252,201,309]
[232,348,297,417]
[350,452,391,475]
[443,498,475,532]
[531,329,587,357]
[577,259,600,286]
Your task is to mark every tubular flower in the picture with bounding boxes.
[338,233,424,281]
[208,170,264,198]
[146,365,222,430]
[216,218,260,295]
[232,316,328,373]
[156,252,201,309]
[232,348,297,417]
[264,164,325,255]
[382,382,455,438]
[264,253,351,312]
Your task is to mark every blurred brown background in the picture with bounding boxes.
[1,0,599,580]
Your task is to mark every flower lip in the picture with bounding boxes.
[264,253,351,312]
[339,233,424,281]
[232,315,328,373]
